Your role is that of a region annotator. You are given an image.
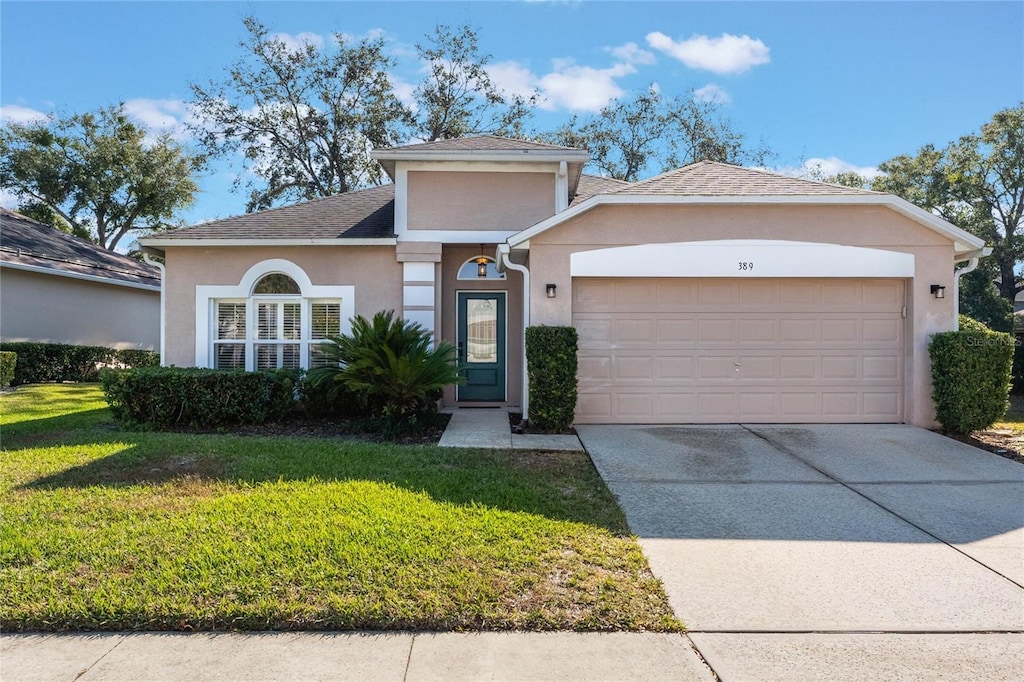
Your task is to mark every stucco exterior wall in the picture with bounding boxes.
[0,268,159,349]
[407,171,556,231]
[525,203,958,428]
[440,245,524,408]
[163,246,402,367]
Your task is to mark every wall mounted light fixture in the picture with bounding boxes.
[546,283,557,298]
[930,284,946,299]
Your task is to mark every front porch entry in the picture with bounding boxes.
[456,291,506,401]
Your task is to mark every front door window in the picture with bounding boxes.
[457,292,506,401]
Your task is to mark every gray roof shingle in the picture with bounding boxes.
[152,184,396,240]
[572,174,631,206]
[383,135,586,154]
[0,208,161,288]
[613,161,880,196]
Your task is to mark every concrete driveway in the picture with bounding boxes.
[577,424,1024,680]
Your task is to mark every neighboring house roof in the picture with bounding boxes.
[0,208,161,290]
[382,135,585,153]
[149,184,397,242]
[613,161,879,196]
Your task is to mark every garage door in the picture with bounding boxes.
[573,278,905,423]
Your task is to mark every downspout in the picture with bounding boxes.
[142,252,166,364]
[953,247,992,329]
[497,242,531,420]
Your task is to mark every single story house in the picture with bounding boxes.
[1,208,161,350]
[140,136,988,427]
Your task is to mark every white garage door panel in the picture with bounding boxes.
[573,278,905,424]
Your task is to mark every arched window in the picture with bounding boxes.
[200,259,353,372]
[457,255,506,280]
[252,273,301,295]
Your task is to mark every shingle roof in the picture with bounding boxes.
[0,208,161,288]
[152,184,396,240]
[613,161,880,196]
[383,135,585,154]
[571,174,632,206]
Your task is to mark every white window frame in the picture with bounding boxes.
[456,255,506,280]
[196,259,354,370]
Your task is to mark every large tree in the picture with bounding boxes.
[412,24,535,141]
[873,104,1023,329]
[188,16,409,212]
[538,88,772,182]
[0,105,200,251]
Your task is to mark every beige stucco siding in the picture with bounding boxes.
[0,267,159,349]
[440,245,524,408]
[407,171,556,231]
[163,246,402,367]
[526,204,958,427]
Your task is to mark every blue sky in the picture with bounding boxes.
[2,1,1022,230]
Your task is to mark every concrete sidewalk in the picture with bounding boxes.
[1,631,711,682]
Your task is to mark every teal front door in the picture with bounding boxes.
[457,292,506,401]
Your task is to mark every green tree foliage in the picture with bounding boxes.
[188,16,408,212]
[413,24,536,141]
[538,87,773,181]
[307,310,461,423]
[15,201,92,240]
[0,105,200,251]
[873,104,1024,306]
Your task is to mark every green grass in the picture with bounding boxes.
[993,394,1024,431]
[0,384,681,632]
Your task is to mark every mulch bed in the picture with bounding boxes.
[949,430,1024,466]
[508,412,577,436]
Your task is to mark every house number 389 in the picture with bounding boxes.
[738,262,754,271]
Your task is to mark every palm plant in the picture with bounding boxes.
[307,310,462,423]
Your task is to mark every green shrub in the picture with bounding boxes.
[1013,342,1024,395]
[0,342,158,384]
[307,310,460,425]
[958,314,992,332]
[101,367,296,429]
[525,326,578,432]
[929,329,1014,434]
[297,369,366,418]
[0,351,15,388]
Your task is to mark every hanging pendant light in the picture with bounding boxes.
[475,244,489,278]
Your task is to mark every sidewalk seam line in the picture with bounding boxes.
[742,425,1024,591]
[72,633,126,681]
[684,632,722,682]
[403,633,415,682]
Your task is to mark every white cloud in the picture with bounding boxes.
[123,98,196,142]
[693,83,731,105]
[646,32,770,74]
[389,75,419,111]
[487,58,635,113]
[488,61,540,99]
[775,157,883,181]
[607,41,656,66]
[0,104,48,124]
[538,61,635,111]
[270,31,325,53]
[0,187,23,209]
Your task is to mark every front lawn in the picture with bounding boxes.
[0,384,680,632]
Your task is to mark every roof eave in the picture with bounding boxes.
[138,237,398,247]
[506,193,987,256]
[371,149,591,181]
[0,259,161,292]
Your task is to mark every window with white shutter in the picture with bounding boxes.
[211,274,342,371]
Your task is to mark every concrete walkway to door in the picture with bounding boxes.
[578,423,1024,680]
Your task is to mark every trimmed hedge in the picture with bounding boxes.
[101,367,296,429]
[929,328,1014,434]
[0,342,159,385]
[0,351,15,388]
[525,325,578,432]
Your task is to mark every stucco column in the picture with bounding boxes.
[397,242,443,334]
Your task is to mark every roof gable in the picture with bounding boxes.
[0,208,160,288]
[383,135,585,154]
[147,185,396,242]
[614,161,879,197]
